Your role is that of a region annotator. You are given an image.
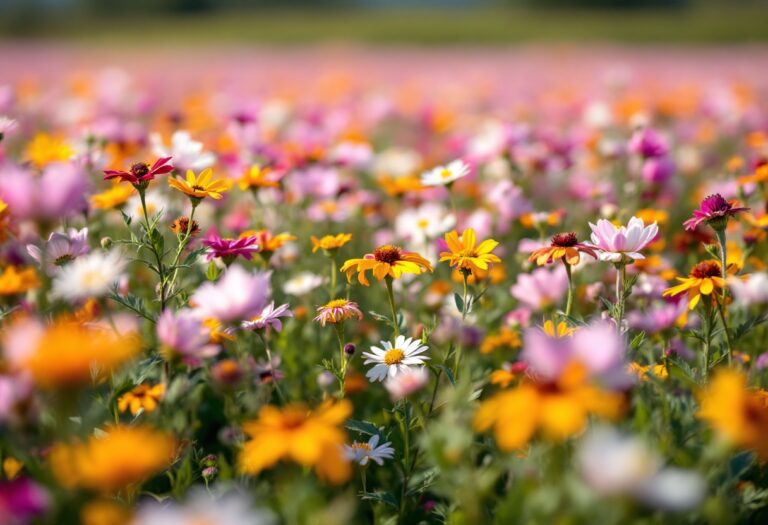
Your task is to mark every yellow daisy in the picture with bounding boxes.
[169,168,231,200]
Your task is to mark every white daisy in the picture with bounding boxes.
[363,335,429,382]
[51,250,126,301]
[151,130,216,173]
[283,272,324,296]
[343,434,395,466]
[420,159,470,187]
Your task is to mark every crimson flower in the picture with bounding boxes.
[103,157,174,186]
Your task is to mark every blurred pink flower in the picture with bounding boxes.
[190,266,271,323]
[156,309,219,365]
[0,162,88,220]
[242,302,292,332]
[0,477,49,525]
[510,265,568,310]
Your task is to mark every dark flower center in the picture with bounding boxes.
[690,260,721,279]
[374,244,402,264]
[701,193,731,214]
[130,162,150,177]
[551,232,578,247]
[192,185,206,191]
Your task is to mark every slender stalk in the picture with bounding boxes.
[329,256,338,298]
[614,262,627,332]
[564,261,574,317]
[716,300,734,365]
[453,271,470,377]
[334,324,347,398]
[139,188,166,310]
[164,202,199,306]
[385,276,399,338]
[715,229,728,303]
[398,401,412,521]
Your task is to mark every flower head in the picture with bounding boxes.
[0,267,39,296]
[169,168,232,201]
[510,265,568,310]
[439,228,501,275]
[170,216,201,237]
[341,245,432,286]
[50,250,126,301]
[313,299,363,326]
[90,183,135,210]
[343,435,395,466]
[190,266,272,323]
[363,335,429,382]
[27,227,89,270]
[157,308,219,364]
[588,217,658,263]
[420,159,470,187]
[151,130,215,173]
[103,157,174,186]
[242,302,293,332]
[117,383,165,416]
[25,133,74,167]
[311,233,352,254]
[384,366,430,401]
[238,165,282,190]
[529,232,598,266]
[203,234,260,263]
[683,193,749,231]
[238,401,352,484]
[49,425,175,493]
[662,260,726,310]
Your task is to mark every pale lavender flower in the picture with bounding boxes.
[242,302,292,332]
[27,228,89,271]
[344,435,395,466]
[157,309,219,364]
[0,162,88,221]
[729,273,768,306]
[190,266,271,323]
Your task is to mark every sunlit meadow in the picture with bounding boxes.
[1,44,768,524]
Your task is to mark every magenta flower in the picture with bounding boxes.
[190,266,271,323]
[203,235,260,263]
[242,302,293,332]
[0,162,88,221]
[588,217,658,263]
[682,193,749,231]
[0,477,49,525]
[628,128,668,158]
[103,156,174,185]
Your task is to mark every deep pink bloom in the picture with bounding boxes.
[682,193,749,231]
[0,162,88,220]
[103,156,173,185]
[203,235,260,262]
[190,266,271,323]
[628,128,668,158]
[242,302,293,332]
[0,477,49,525]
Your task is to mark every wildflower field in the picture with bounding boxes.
[2,46,768,524]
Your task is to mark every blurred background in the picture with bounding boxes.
[0,0,766,44]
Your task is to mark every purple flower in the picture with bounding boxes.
[0,477,49,525]
[628,128,668,158]
[157,309,219,365]
[683,193,749,231]
[641,157,675,185]
[203,235,260,263]
[26,227,89,271]
[190,265,271,323]
[241,302,293,332]
[0,162,88,221]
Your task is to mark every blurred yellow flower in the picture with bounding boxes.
[0,266,39,295]
[238,401,352,484]
[238,165,280,190]
[23,320,141,388]
[474,363,624,450]
[25,133,74,167]
[117,383,166,416]
[50,425,175,493]
[169,168,231,200]
[697,368,768,460]
[480,327,521,355]
[311,233,352,254]
[90,184,135,210]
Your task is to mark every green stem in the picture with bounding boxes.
[453,271,470,378]
[715,228,728,304]
[335,324,347,398]
[385,276,399,338]
[139,188,166,310]
[330,256,338,298]
[614,262,626,332]
[564,261,574,318]
[165,201,199,306]
[716,300,734,365]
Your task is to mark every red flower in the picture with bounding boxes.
[103,157,174,186]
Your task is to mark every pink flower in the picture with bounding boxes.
[510,265,568,310]
[628,128,668,158]
[203,235,260,263]
[0,162,88,221]
[0,477,49,525]
[26,228,89,271]
[313,299,363,326]
[242,302,293,332]
[190,266,271,323]
[156,309,219,364]
[385,366,429,401]
[588,217,658,263]
[682,193,748,231]
[103,157,173,185]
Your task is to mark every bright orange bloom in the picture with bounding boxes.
[49,425,175,493]
[238,165,281,190]
[117,383,166,415]
[0,267,39,295]
[311,233,352,253]
[439,228,501,275]
[238,401,352,484]
[168,168,232,200]
[242,229,296,253]
[480,327,522,355]
[341,245,432,286]
[528,232,597,266]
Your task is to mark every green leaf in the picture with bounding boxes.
[206,261,220,281]
[361,491,399,509]
[629,331,646,351]
[454,292,464,313]
[439,365,456,386]
[345,419,380,436]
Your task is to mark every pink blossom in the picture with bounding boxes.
[588,217,658,263]
[156,309,219,365]
[242,302,293,332]
[510,265,568,310]
[190,266,271,323]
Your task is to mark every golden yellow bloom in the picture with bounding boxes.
[238,165,280,190]
[50,425,175,493]
[3,457,23,479]
[168,168,232,200]
[240,229,296,253]
[311,233,352,253]
[480,327,522,355]
[203,318,236,344]
[377,175,424,197]
[543,320,575,338]
[341,244,432,286]
[25,133,74,167]
[117,383,166,415]
[440,228,501,275]
[238,401,352,484]
[697,368,768,460]
[81,500,131,525]
[662,260,726,310]
[627,362,668,381]
[23,320,142,388]
[0,267,39,295]
[90,184,135,210]
[474,363,624,450]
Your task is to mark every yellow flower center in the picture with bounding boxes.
[384,348,405,365]
[440,168,452,179]
[325,299,349,308]
[417,219,429,229]
[351,442,372,452]
[81,269,108,288]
